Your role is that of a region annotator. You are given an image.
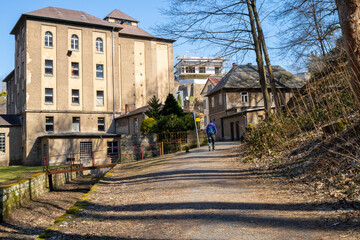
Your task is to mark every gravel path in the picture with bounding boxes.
[41,142,360,239]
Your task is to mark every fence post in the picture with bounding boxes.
[92,151,95,167]
[179,137,182,152]
[162,142,164,156]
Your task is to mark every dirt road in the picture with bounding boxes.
[40,142,359,239]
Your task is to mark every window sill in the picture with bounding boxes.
[71,103,80,106]
[71,76,80,79]
[95,77,104,80]
[44,74,54,77]
[70,49,79,52]
[44,46,53,49]
[96,51,104,54]
[96,105,105,107]
[44,103,54,105]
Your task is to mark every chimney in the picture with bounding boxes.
[125,104,130,114]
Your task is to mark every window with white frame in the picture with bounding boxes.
[45,88,53,103]
[72,89,79,104]
[45,60,53,75]
[98,117,105,131]
[45,31,53,47]
[241,92,248,103]
[96,91,104,105]
[80,142,92,159]
[71,62,79,77]
[45,116,54,132]
[96,64,104,78]
[203,99,207,109]
[199,66,206,73]
[96,37,103,52]
[72,117,80,132]
[186,66,195,73]
[0,133,5,153]
[71,34,79,50]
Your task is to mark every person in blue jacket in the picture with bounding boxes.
[206,121,217,151]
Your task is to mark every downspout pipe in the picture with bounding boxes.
[112,27,116,133]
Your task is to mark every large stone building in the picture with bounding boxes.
[1,7,174,166]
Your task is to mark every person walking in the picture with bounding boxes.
[206,121,217,151]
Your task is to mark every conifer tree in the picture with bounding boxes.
[161,93,184,117]
[145,95,162,120]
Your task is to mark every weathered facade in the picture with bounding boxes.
[3,7,174,165]
[207,64,306,141]
[200,77,221,128]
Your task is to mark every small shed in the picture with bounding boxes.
[0,115,22,166]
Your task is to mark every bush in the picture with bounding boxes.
[140,118,156,134]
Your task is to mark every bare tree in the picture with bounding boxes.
[336,0,360,105]
[156,0,274,118]
[276,0,340,62]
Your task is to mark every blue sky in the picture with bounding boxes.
[0,0,292,81]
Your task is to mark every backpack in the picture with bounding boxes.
[207,125,215,135]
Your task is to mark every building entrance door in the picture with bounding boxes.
[235,121,240,140]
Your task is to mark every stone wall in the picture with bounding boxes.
[120,134,160,162]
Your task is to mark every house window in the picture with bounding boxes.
[186,66,195,73]
[96,91,104,105]
[80,142,92,159]
[45,60,53,75]
[199,67,206,73]
[203,99,207,109]
[107,141,119,161]
[72,117,80,132]
[134,118,138,133]
[215,67,221,74]
[96,38,103,52]
[71,34,79,50]
[219,93,222,105]
[207,85,212,93]
[181,67,185,73]
[45,88,53,103]
[98,117,105,131]
[0,133,5,153]
[241,92,248,103]
[211,96,214,107]
[71,62,79,77]
[72,89,79,104]
[45,116,54,132]
[45,31,53,47]
[96,64,104,78]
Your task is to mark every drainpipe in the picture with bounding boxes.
[112,27,116,133]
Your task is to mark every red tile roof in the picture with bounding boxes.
[105,9,138,22]
[208,78,221,86]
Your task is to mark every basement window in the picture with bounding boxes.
[80,142,92,159]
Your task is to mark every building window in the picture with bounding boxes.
[96,37,103,52]
[186,66,195,73]
[0,133,5,153]
[207,85,212,93]
[134,118,138,133]
[72,89,80,104]
[241,92,248,103]
[215,67,221,74]
[98,117,105,131]
[72,117,80,132]
[204,116,207,126]
[211,97,214,107]
[181,67,185,73]
[45,88,53,103]
[96,64,104,78]
[71,62,79,77]
[203,99,207,109]
[107,141,119,162]
[96,91,104,105]
[45,60,53,75]
[219,93,222,105]
[45,31,53,47]
[199,67,206,73]
[71,34,79,50]
[45,116,54,132]
[80,142,92,159]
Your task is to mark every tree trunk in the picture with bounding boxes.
[336,0,360,105]
[246,0,271,119]
[251,0,281,116]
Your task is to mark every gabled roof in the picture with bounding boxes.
[119,24,153,38]
[200,77,221,95]
[105,9,138,23]
[116,105,150,119]
[11,7,121,34]
[208,64,306,96]
[2,70,14,82]
[0,115,22,126]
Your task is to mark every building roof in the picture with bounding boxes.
[208,64,306,96]
[2,70,14,83]
[11,7,121,34]
[119,24,153,38]
[105,9,138,22]
[38,132,118,138]
[0,115,22,126]
[200,77,221,95]
[116,105,150,119]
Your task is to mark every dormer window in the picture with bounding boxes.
[96,38,103,53]
[71,34,79,50]
[45,31,53,48]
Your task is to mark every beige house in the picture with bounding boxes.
[200,77,221,128]
[207,63,306,141]
[3,7,174,165]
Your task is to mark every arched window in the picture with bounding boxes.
[71,34,79,50]
[45,31,53,47]
[96,38,103,52]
